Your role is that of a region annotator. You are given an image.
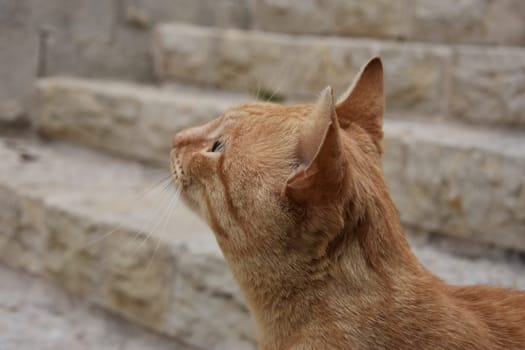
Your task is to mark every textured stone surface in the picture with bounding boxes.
[34,78,250,165]
[0,7,38,126]
[2,0,525,134]
[126,0,252,29]
[252,0,411,39]
[33,78,525,249]
[407,232,525,289]
[0,0,142,128]
[43,29,154,83]
[29,0,114,43]
[39,0,154,82]
[153,23,525,127]
[0,99,29,128]
[412,0,525,46]
[450,47,525,128]
[0,264,193,350]
[0,137,255,349]
[0,136,524,348]
[379,43,450,116]
[5,0,139,82]
[0,0,254,87]
[3,0,525,133]
[153,23,451,115]
[384,120,525,251]
[144,0,525,46]
[251,0,525,46]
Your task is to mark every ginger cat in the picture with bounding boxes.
[170,57,525,350]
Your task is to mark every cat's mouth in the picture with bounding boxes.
[169,149,185,190]
[170,149,202,214]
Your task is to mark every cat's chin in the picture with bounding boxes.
[179,192,202,216]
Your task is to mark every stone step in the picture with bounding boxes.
[153,23,525,129]
[0,136,255,350]
[3,0,523,137]
[33,77,525,251]
[383,120,525,251]
[0,264,193,350]
[34,77,252,166]
[126,0,525,47]
[251,0,525,47]
[0,137,524,350]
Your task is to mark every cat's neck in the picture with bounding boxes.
[225,188,426,348]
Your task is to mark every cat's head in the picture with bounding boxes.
[170,57,384,259]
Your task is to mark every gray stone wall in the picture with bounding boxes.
[153,24,525,129]
[2,0,524,126]
[252,0,525,45]
[0,0,180,124]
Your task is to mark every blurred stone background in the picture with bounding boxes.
[0,1,524,349]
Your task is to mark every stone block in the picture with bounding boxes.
[126,0,252,29]
[44,27,153,82]
[165,242,255,349]
[32,76,525,251]
[253,0,525,46]
[380,43,451,116]
[0,27,38,126]
[0,136,255,349]
[412,0,525,45]
[0,0,118,127]
[253,0,411,39]
[384,120,525,251]
[30,0,114,43]
[482,0,525,46]
[153,24,373,97]
[450,46,525,128]
[34,78,249,165]
[154,24,449,115]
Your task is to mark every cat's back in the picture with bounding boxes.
[285,284,525,350]
[447,284,525,349]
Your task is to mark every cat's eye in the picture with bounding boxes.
[211,140,224,152]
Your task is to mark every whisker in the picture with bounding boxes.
[267,56,296,103]
[85,224,123,248]
[133,186,178,252]
[83,173,174,248]
[129,185,174,249]
[83,173,178,305]
[141,174,174,196]
[159,179,174,195]
[146,188,181,271]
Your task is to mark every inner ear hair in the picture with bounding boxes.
[284,87,346,203]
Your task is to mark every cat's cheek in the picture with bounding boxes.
[187,152,219,183]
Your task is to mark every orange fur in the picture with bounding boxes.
[170,57,525,349]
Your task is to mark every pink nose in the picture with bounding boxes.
[172,124,210,148]
[172,132,185,148]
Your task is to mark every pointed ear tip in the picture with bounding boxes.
[366,56,383,73]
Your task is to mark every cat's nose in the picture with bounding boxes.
[172,131,193,148]
[172,132,184,148]
[172,124,209,148]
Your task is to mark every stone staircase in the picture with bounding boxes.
[0,136,253,349]
[1,1,525,349]
[153,23,525,127]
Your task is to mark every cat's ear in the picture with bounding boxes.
[336,57,384,152]
[283,87,346,203]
